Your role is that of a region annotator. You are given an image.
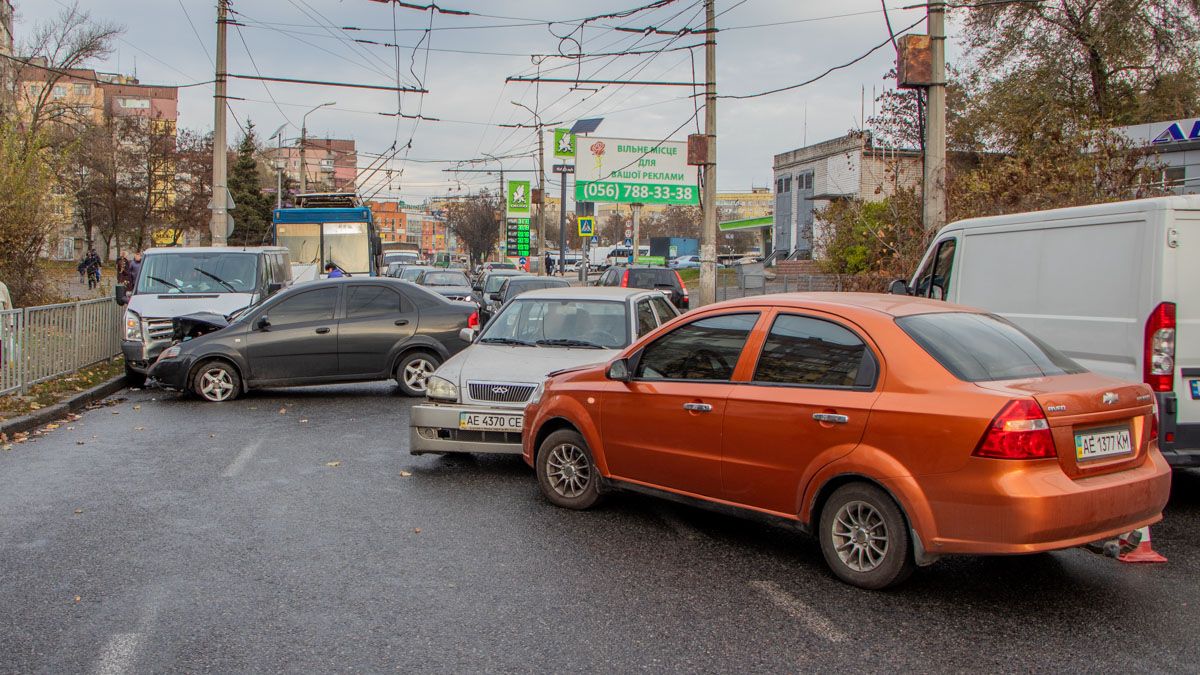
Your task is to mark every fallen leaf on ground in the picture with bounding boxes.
[73,508,83,514]
[76,441,85,445]
[29,403,41,410]
[399,471,413,477]
[134,426,144,431]
[66,426,74,430]
[111,411,119,415]
[299,419,308,423]
[414,528,422,533]
[209,433,215,438]
[73,596,81,603]
[132,405,141,411]
[278,408,287,415]
[44,423,59,430]
[1,444,11,451]
[325,461,341,468]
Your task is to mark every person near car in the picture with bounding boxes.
[544,252,554,276]
[325,263,345,278]
[84,248,102,289]
[126,251,143,290]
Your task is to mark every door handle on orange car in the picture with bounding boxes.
[683,402,713,413]
[812,413,849,424]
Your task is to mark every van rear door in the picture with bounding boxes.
[1171,211,1200,459]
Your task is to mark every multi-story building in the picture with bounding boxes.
[1113,117,1200,195]
[264,138,357,194]
[772,131,921,258]
[366,200,459,256]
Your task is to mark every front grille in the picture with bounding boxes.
[144,317,174,341]
[468,381,537,403]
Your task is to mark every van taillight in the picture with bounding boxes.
[1144,302,1175,392]
[973,399,1057,460]
[620,270,630,288]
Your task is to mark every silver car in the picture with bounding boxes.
[410,287,680,455]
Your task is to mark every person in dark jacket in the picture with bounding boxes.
[126,252,143,289]
[324,263,345,278]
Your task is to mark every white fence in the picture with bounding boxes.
[0,297,122,396]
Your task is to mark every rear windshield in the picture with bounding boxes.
[896,312,1086,382]
[423,272,469,287]
[626,269,677,289]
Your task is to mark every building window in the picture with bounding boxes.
[52,85,67,99]
[73,83,91,97]
[1164,166,1186,189]
[797,171,814,190]
[118,97,151,109]
[27,83,40,96]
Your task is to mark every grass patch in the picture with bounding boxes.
[676,268,737,285]
[0,357,124,421]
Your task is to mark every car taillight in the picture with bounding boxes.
[1144,302,1175,392]
[973,399,1056,460]
[620,270,629,288]
[467,311,479,329]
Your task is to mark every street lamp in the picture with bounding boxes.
[299,101,336,193]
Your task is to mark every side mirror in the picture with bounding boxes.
[255,316,271,331]
[606,358,632,383]
[114,284,128,306]
[488,292,502,302]
[458,327,476,343]
[888,279,911,296]
[267,282,283,295]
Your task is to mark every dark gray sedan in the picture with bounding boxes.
[148,278,475,401]
[414,269,474,302]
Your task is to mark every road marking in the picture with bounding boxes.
[750,580,848,643]
[94,633,140,675]
[222,440,264,478]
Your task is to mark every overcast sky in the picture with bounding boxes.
[18,1,964,203]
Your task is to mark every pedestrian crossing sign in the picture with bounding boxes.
[577,216,595,237]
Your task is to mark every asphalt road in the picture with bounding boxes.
[2,382,1199,673]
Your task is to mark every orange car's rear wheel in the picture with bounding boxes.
[819,483,914,590]
[536,429,602,510]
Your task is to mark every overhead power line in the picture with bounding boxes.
[228,73,427,92]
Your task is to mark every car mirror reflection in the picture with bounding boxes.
[606,358,631,382]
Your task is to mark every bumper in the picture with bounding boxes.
[122,339,169,374]
[409,403,524,455]
[892,449,1172,556]
[146,354,195,390]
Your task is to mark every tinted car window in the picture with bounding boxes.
[400,267,430,282]
[600,269,620,287]
[897,312,1086,382]
[422,271,470,287]
[267,287,338,325]
[347,285,404,318]
[400,284,444,309]
[649,296,677,323]
[636,313,759,381]
[754,315,871,387]
[636,299,657,336]
[627,269,677,290]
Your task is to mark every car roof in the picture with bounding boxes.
[511,286,657,302]
[705,292,983,318]
[143,246,286,254]
[485,269,526,276]
[504,276,565,285]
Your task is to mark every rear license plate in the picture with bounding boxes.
[1190,380,1200,400]
[1074,426,1133,461]
[459,412,523,432]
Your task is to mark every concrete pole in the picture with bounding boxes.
[923,1,947,232]
[558,170,567,275]
[209,0,229,246]
[631,203,642,265]
[299,124,307,194]
[698,0,717,305]
[536,128,545,275]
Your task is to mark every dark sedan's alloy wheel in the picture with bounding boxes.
[818,483,914,590]
[396,352,440,397]
[536,429,602,510]
[192,360,241,403]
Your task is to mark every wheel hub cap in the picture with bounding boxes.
[831,500,889,573]
[546,444,590,498]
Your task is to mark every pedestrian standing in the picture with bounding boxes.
[127,251,143,290]
[116,255,131,291]
[544,251,554,276]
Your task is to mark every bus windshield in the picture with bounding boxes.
[136,252,258,294]
[276,221,372,275]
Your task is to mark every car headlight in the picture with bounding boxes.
[527,381,545,406]
[159,345,181,360]
[124,310,142,341]
[426,376,458,403]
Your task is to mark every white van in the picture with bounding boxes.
[898,195,1200,467]
[117,246,292,384]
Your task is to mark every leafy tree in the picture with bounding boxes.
[445,192,501,266]
[0,120,65,305]
[815,188,925,279]
[227,122,274,246]
[166,129,213,245]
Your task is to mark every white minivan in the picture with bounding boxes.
[897,195,1200,467]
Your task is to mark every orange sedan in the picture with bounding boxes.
[521,293,1172,589]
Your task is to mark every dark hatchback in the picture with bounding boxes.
[148,278,476,401]
[596,266,689,309]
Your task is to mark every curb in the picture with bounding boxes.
[0,375,128,437]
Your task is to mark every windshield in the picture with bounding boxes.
[384,252,418,265]
[480,298,629,349]
[323,222,370,274]
[485,274,519,293]
[401,267,428,281]
[135,252,258,294]
[423,271,469,287]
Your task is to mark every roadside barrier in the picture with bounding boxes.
[0,297,121,395]
[1117,526,1168,563]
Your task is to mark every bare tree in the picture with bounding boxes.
[444,192,501,266]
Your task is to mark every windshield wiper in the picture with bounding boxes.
[480,337,535,346]
[193,267,238,293]
[146,275,182,291]
[536,338,605,349]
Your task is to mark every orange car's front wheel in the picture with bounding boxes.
[536,429,602,510]
[819,483,915,590]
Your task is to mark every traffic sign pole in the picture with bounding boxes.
[631,203,642,265]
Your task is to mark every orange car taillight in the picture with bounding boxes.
[1144,302,1175,392]
[973,399,1056,460]
[620,270,630,288]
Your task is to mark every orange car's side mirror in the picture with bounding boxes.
[606,358,631,383]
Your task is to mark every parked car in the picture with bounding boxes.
[117,246,293,386]
[669,255,725,270]
[414,269,474,302]
[596,266,689,310]
[479,276,571,325]
[410,287,680,456]
[522,293,1171,590]
[148,278,476,401]
[384,262,410,278]
[472,269,527,306]
[894,195,1200,468]
[399,265,436,282]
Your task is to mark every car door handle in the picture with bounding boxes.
[315,327,330,334]
[812,413,849,424]
[683,402,713,413]
[394,319,409,326]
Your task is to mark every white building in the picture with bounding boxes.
[1113,117,1200,194]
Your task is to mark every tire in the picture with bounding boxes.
[395,351,440,397]
[818,483,914,590]
[535,429,602,510]
[190,359,241,403]
[124,363,147,388]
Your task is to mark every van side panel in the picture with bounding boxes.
[956,218,1149,383]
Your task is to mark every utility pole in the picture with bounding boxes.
[209,0,229,246]
[631,203,643,265]
[536,129,545,275]
[498,166,505,264]
[558,170,567,276]
[923,1,947,232]
[698,0,717,306]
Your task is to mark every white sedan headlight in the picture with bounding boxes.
[426,376,459,403]
[527,381,545,406]
[123,310,142,341]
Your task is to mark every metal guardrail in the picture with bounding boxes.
[0,297,121,396]
[718,274,889,301]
